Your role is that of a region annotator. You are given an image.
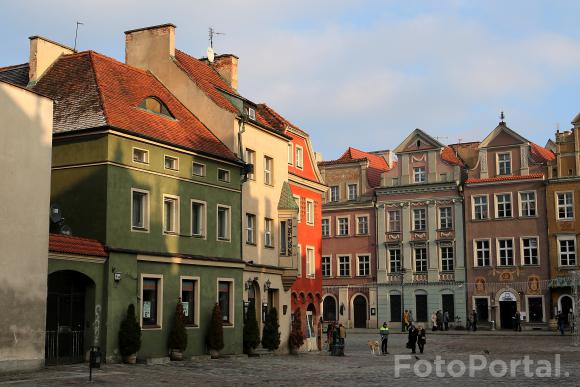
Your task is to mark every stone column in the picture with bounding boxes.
[339,287,349,327]
[427,201,439,282]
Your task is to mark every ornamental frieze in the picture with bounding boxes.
[411,154,427,162]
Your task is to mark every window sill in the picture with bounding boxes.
[223,322,234,328]
[131,227,149,233]
[191,234,206,239]
[142,325,162,330]
[264,245,275,249]
[558,266,579,270]
[132,160,150,165]
[437,228,454,232]
[163,231,179,236]
[246,242,257,246]
[185,324,199,329]
[355,233,369,237]
[556,218,574,222]
[217,238,231,242]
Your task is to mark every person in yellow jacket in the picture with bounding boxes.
[379,322,390,355]
[402,310,410,332]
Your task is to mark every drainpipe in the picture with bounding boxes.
[373,192,379,330]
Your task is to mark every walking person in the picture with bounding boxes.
[471,310,478,332]
[436,310,443,331]
[417,325,426,354]
[443,311,450,331]
[326,323,334,352]
[431,311,437,331]
[402,310,410,332]
[557,311,565,335]
[568,310,575,334]
[407,323,418,354]
[513,311,522,332]
[339,323,347,347]
[379,322,390,355]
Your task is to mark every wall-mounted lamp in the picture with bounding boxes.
[264,279,272,292]
[244,278,254,291]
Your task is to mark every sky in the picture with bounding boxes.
[2,0,580,160]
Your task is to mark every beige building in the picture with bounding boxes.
[124,24,299,349]
[0,79,53,372]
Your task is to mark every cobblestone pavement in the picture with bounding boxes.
[1,332,578,386]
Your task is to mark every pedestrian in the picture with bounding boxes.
[431,311,437,331]
[568,310,575,333]
[557,311,565,335]
[379,321,390,355]
[513,311,522,332]
[407,323,418,354]
[466,313,472,331]
[471,310,478,332]
[317,318,323,351]
[417,325,426,354]
[409,310,414,325]
[403,310,410,332]
[436,310,443,331]
[443,311,450,331]
[327,323,334,352]
[339,323,347,346]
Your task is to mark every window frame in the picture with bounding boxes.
[293,195,301,222]
[306,199,315,225]
[413,245,428,273]
[162,194,180,235]
[295,145,304,169]
[413,166,426,183]
[190,199,207,238]
[413,208,427,231]
[356,215,369,235]
[330,186,339,202]
[132,147,149,165]
[472,194,489,220]
[216,278,235,327]
[131,188,150,232]
[245,148,256,180]
[246,213,256,245]
[388,210,401,232]
[264,217,274,248]
[496,238,515,267]
[180,276,200,328]
[288,143,294,165]
[217,168,231,183]
[388,246,401,273]
[356,254,370,277]
[338,255,351,277]
[347,184,358,201]
[264,156,274,186]
[163,155,179,171]
[192,162,206,177]
[495,192,513,218]
[336,216,350,236]
[322,255,332,277]
[321,217,331,238]
[556,191,575,220]
[496,151,512,176]
[557,236,577,267]
[440,244,454,272]
[519,191,537,217]
[216,204,232,242]
[520,236,540,266]
[140,274,163,329]
[306,246,315,278]
[474,239,491,267]
[438,206,453,230]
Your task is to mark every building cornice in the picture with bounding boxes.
[376,182,459,195]
[289,173,327,192]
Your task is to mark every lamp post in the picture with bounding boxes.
[400,267,407,332]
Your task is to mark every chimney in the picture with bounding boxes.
[28,36,74,84]
[125,24,175,70]
[213,54,238,90]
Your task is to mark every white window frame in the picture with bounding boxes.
[347,184,358,201]
[140,274,163,329]
[306,199,315,225]
[330,186,339,202]
[163,155,179,171]
[246,213,256,244]
[293,195,301,222]
[162,194,180,235]
[245,148,256,180]
[306,246,315,278]
[216,278,235,327]
[190,199,207,238]
[519,191,537,217]
[388,210,401,232]
[336,216,350,236]
[264,217,274,247]
[322,255,332,277]
[180,276,201,328]
[557,235,577,267]
[338,255,351,277]
[472,194,489,220]
[556,192,575,220]
[264,156,274,186]
[216,204,231,242]
[413,166,426,183]
[388,246,401,273]
[297,244,302,276]
[217,168,231,183]
[131,188,150,232]
[439,206,453,229]
[520,236,540,266]
[295,145,304,169]
[496,151,512,176]
[473,239,491,267]
[192,161,206,177]
[288,143,293,165]
[413,245,428,272]
[496,238,515,266]
[356,215,369,235]
[494,192,513,218]
[440,244,454,272]
[413,208,426,231]
[322,217,331,237]
[132,147,149,164]
[356,254,370,277]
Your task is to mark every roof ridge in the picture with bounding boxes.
[0,62,29,72]
[87,51,110,124]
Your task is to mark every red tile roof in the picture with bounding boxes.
[530,142,555,163]
[466,173,545,184]
[33,51,237,162]
[256,104,309,137]
[320,147,392,187]
[441,146,464,166]
[49,233,107,257]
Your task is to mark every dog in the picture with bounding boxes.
[367,340,380,355]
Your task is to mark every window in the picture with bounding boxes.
[295,146,303,169]
[330,186,339,202]
[306,247,315,277]
[217,205,231,241]
[497,239,514,266]
[246,213,256,244]
[245,149,255,180]
[280,220,293,256]
[306,200,314,225]
[132,148,149,164]
[357,255,370,276]
[164,155,178,171]
[338,256,350,277]
[495,193,512,218]
[264,218,273,247]
[388,210,401,232]
[475,240,491,267]
[497,153,511,175]
[357,215,369,235]
[322,218,330,237]
[131,189,149,231]
[288,143,293,165]
[414,166,426,183]
[558,237,576,266]
[520,191,536,217]
[522,237,539,265]
[293,195,301,222]
[414,246,428,272]
[163,196,179,234]
[218,280,233,324]
[337,217,349,236]
[322,256,331,277]
[264,156,273,185]
[388,247,401,273]
[473,195,488,220]
[348,184,358,200]
[439,207,452,229]
[191,200,206,237]
[218,168,230,183]
[413,208,426,231]
[140,97,173,117]
[248,107,256,120]
[297,245,302,276]
[557,192,574,220]
[440,245,454,271]
[192,162,205,177]
[181,278,198,327]
[142,276,162,327]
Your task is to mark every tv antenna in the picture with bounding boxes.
[207,27,225,63]
[73,21,84,52]
[500,111,506,124]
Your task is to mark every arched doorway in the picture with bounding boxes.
[498,291,517,329]
[323,296,337,322]
[45,270,95,365]
[560,295,574,323]
[248,281,261,326]
[353,295,367,328]
[306,303,316,338]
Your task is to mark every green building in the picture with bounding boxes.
[32,49,245,362]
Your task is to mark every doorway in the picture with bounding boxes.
[353,295,367,328]
[474,298,489,322]
[323,296,337,322]
[390,294,401,322]
[415,294,428,322]
[500,301,517,329]
[560,295,573,323]
[442,294,455,321]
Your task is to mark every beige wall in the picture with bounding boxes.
[0,82,53,372]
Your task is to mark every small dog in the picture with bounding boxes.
[367,340,380,355]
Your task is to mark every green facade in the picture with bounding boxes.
[49,131,244,361]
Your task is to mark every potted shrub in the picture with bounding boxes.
[262,307,281,351]
[206,303,224,359]
[243,299,260,355]
[118,304,141,364]
[168,299,188,360]
[288,308,304,355]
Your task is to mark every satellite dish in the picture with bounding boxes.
[50,204,62,223]
[207,47,215,63]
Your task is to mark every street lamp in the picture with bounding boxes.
[400,267,407,332]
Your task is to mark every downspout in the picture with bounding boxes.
[373,191,379,329]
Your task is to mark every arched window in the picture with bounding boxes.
[323,296,337,322]
[140,97,174,118]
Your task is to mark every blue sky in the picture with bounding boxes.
[2,0,579,160]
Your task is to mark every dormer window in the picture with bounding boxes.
[497,153,511,175]
[140,97,174,118]
[248,107,256,120]
[414,166,426,183]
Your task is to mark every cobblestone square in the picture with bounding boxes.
[0,331,578,386]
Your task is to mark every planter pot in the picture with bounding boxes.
[123,354,137,364]
[170,349,184,361]
[209,349,220,359]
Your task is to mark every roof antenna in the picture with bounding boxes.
[207,27,225,63]
[500,110,505,124]
[73,21,84,52]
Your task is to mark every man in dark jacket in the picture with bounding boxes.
[472,310,478,331]
[407,323,418,354]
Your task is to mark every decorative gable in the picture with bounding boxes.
[394,128,445,154]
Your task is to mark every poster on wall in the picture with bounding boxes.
[182,302,189,317]
[143,301,151,319]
